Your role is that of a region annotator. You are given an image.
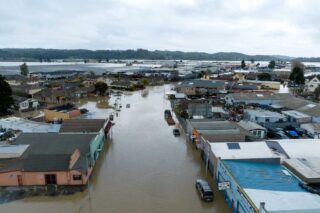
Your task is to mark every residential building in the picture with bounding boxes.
[176,79,227,96]
[275,97,320,123]
[217,159,320,213]
[17,98,39,111]
[237,120,267,139]
[301,123,320,138]
[204,141,278,177]
[187,102,213,119]
[0,133,105,186]
[282,110,312,124]
[186,119,246,149]
[244,109,287,127]
[0,117,60,133]
[225,93,292,106]
[44,103,81,122]
[305,76,320,92]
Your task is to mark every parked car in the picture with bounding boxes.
[274,132,289,139]
[195,179,214,202]
[173,128,180,136]
[164,109,172,118]
[285,130,299,138]
[295,127,307,136]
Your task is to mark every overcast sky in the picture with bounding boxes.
[0,0,320,57]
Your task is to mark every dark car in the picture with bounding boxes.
[295,127,307,136]
[173,128,180,136]
[274,132,289,139]
[164,109,172,118]
[195,179,214,202]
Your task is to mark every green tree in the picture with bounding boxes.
[268,60,276,69]
[198,71,206,78]
[0,75,14,116]
[241,60,246,69]
[140,78,150,86]
[314,85,320,101]
[19,63,29,76]
[257,73,272,81]
[250,59,255,64]
[289,61,305,85]
[94,82,108,96]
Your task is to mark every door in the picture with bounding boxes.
[17,175,23,186]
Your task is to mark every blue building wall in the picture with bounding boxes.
[89,129,105,164]
[216,160,259,213]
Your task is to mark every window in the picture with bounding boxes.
[45,174,57,185]
[227,143,240,150]
[73,175,82,181]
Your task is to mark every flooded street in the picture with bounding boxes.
[1,85,230,213]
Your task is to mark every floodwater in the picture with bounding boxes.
[1,85,230,213]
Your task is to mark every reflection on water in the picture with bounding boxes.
[1,85,230,213]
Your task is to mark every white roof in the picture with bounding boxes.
[282,110,311,119]
[212,107,228,114]
[0,144,29,158]
[175,93,186,99]
[237,120,266,131]
[245,189,320,212]
[210,142,278,160]
[245,109,286,119]
[275,139,320,158]
[0,117,60,133]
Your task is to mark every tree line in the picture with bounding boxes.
[0,48,311,61]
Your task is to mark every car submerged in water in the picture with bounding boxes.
[173,128,180,136]
[195,179,214,202]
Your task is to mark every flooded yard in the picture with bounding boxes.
[1,85,230,213]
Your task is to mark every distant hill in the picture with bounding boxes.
[0,48,318,62]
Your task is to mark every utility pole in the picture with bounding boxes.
[205,140,210,177]
[86,153,91,200]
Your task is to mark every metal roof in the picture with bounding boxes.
[177,79,227,88]
[0,133,96,173]
[59,119,106,133]
[224,160,304,192]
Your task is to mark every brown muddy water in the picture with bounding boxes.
[1,85,230,213]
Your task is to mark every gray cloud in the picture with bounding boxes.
[0,0,320,57]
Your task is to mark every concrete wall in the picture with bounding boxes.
[44,109,70,122]
[0,170,89,186]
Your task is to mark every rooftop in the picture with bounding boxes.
[273,139,320,159]
[0,133,96,173]
[245,109,286,118]
[189,119,237,131]
[223,160,320,212]
[282,110,311,119]
[284,158,320,184]
[237,120,266,131]
[0,144,29,159]
[59,119,106,133]
[211,142,277,160]
[0,117,61,133]
[277,97,320,117]
[177,79,227,88]
[227,93,292,101]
